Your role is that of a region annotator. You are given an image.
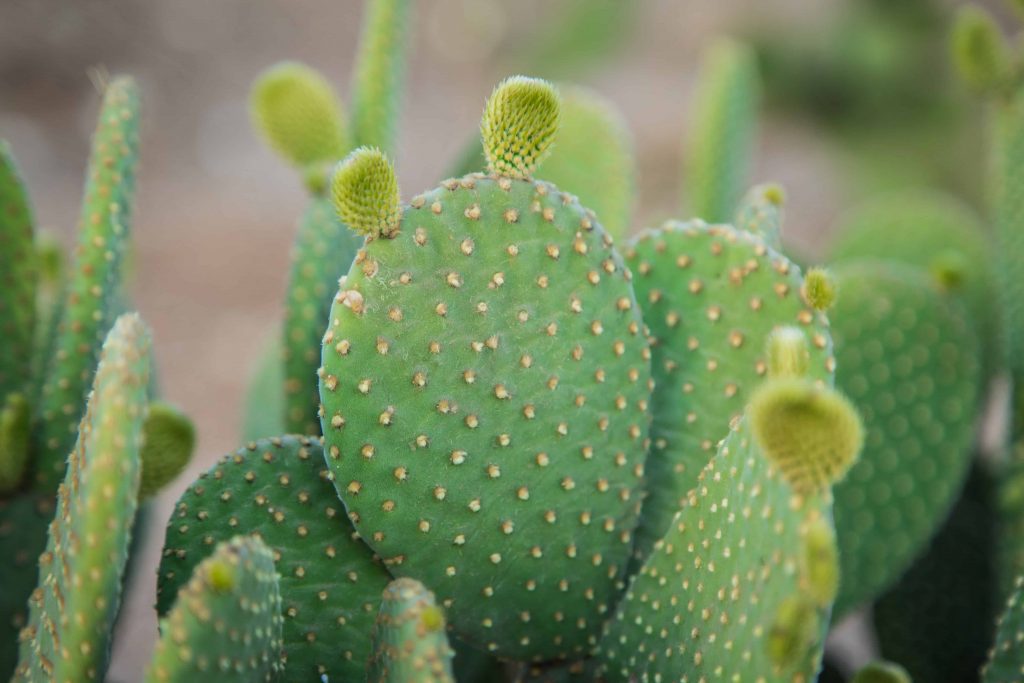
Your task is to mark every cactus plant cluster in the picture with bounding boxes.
[5,0,1024,681]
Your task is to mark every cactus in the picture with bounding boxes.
[13,314,151,682]
[829,262,981,615]
[367,578,455,683]
[146,536,285,683]
[318,77,652,661]
[983,576,1024,683]
[851,662,912,683]
[350,0,410,153]
[157,436,391,681]
[138,401,196,499]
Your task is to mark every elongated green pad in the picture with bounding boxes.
[14,313,151,683]
[319,95,652,659]
[830,189,998,376]
[350,0,410,152]
[983,575,1024,683]
[367,578,455,683]
[598,400,844,682]
[685,39,759,222]
[0,392,30,493]
[0,141,37,401]
[993,89,1024,383]
[830,262,981,615]
[158,436,392,681]
[138,401,196,499]
[250,62,348,172]
[147,536,284,683]
[623,220,834,559]
[36,76,141,491]
[283,196,363,434]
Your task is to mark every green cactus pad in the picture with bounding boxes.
[250,62,348,174]
[147,535,284,683]
[829,189,998,376]
[734,183,784,250]
[623,220,835,559]
[685,39,760,223]
[350,0,410,152]
[367,578,455,683]
[830,262,981,615]
[851,662,912,683]
[993,90,1024,382]
[0,392,30,493]
[0,141,37,402]
[318,155,652,659]
[138,401,196,499]
[14,313,151,683]
[283,196,364,434]
[331,147,403,238]
[157,436,391,681]
[598,409,833,682]
[36,76,141,491]
[983,575,1024,683]
[481,77,560,179]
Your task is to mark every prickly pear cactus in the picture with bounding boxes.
[146,536,285,683]
[14,313,151,683]
[830,261,981,614]
[598,335,862,682]
[983,575,1024,683]
[367,578,455,683]
[623,216,834,559]
[318,77,652,661]
[35,76,141,491]
[158,436,391,681]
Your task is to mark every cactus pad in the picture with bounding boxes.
[14,313,151,682]
[367,578,455,683]
[138,401,196,499]
[0,392,30,493]
[830,262,981,614]
[319,84,652,660]
[623,220,834,558]
[0,141,36,401]
[481,76,560,179]
[146,536,284,682]
[983,575,1024,683]
[350,0,410,152]
[158,436,391,681]
[331,147,402,237]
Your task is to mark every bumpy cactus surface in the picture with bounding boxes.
[368,578,455,683]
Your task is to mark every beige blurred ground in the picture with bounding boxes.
[1,0,853,678]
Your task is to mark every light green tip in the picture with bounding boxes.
[802,517,839,607]
[766,595,819,669]
[481,76,561,179]
[852,661,913,683]
[951,6,1009,94]
[251,62,348,173]
[749,378,864,495]
[138,401,196,499]
[0,392,30,493]
[767,326,811,379]
[802,267,837,311]
[930,249,969,292]
[331,147,402,238]
[206,558,236,593]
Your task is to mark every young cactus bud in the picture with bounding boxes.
[138,401,196,499]
[766,595,820,670]
[802,267,837,311]
[250,62,348,174]
[481,76,560,179]
[330,147,402,238]
[802,516,840,607]
[0,393,29,493]
[767,326,811,379]
[368,578,455,683]
[734,183,785,251]
[749,378,863,495]
[952,6,1009,94]
[851,661,912,683]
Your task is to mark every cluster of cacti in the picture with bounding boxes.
[7,0,1024,680]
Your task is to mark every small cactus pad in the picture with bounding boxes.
[331,147,402,238]
[598,413,832,682]
[146,536,284,683]
[983,576,1024,683]
[481,76,560,179]
[14,313,151,683]
[951,6,1010,94]
[802,268,837,312]
[685,39,759,223]
[367,578,455,683]
[993,90,1024,380]
[851,662,912,683]
[830,262,981,615]
[350,0,410,152]
[283,196,364,435]
[250,62,348,171]
[734,183,785,250]
[748,378,863,496]
[37,76,141,491]
[830,189,998,375]
[623,221,834,559]
[0,141,36,401]
[0,392,30,493]
[158,436,391,681]
[138,401,196,499]
[319,101,651,658]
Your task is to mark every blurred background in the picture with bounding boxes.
[0,0,1006,678]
